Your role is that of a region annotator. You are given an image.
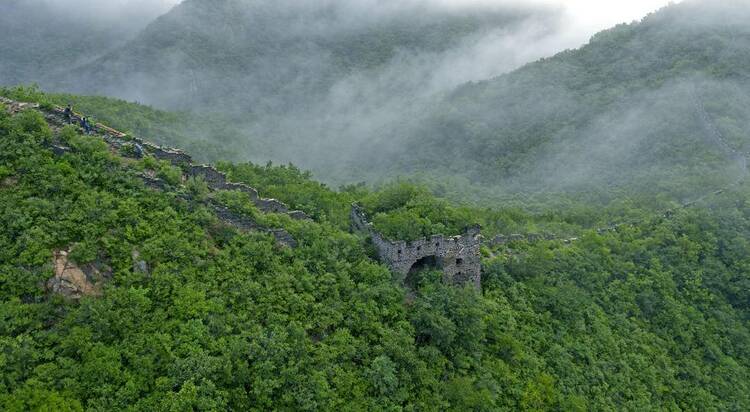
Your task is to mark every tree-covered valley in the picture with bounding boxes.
[1,0,750,410]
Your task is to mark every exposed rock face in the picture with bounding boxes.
[132,250,149,274]
[351,204,482,289]
[47,250,110,300]
[0,96,39,114]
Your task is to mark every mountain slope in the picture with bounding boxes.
[0,0,173,87]
[367,0,750,202]
[43,0,750,208]
[58,0,553,114]
[1,92,750,411]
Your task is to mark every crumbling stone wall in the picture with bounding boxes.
[351,204,482,289]
[221,183,259,200]
[150,146,192,166]
[188,164,303,218]
[190,164,227,187]
[491,233,556,245]
[37,101,309,221]
[208,201,297,247]
[15,98,308,249]
[254,198,289,214]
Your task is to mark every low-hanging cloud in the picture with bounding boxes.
[31,0,179,33]
[10,0,710,195]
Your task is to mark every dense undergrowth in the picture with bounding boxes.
[1,103,749,410]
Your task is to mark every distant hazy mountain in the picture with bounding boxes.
[357,0,750,202]
[8,0,750,205]
[57,0,557,115]
[0,0,175,86]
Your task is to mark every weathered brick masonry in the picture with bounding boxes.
[351,204,482,289]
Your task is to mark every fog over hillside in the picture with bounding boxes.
[4,2,750,410]
[41,0,580,175]
[4,0,748,207]
[0,0,179,86]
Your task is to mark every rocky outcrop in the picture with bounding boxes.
[0,96,39,114]
[47,250,111,300]
[351,204,482,289]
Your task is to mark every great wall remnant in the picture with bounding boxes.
[351,204,482,289]
[3,97,306,248]
[38,102,309,218]
[6,89,744,255]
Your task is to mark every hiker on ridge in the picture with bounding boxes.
[81,117,93,134]
[64,104,73,123]
[134,143,144,159]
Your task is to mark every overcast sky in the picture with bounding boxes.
[155,0,676,27]
[156,0,678,44]
[539,0,678,31]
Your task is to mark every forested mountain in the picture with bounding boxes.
[3,0,750,410]
[31,0,568,183]
[0,0,172,87]
[1,91,750,410]
[57,0,555,113]
[22,0,750,209]
[370,0,750,202]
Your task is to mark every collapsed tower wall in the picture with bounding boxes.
[351,204,482,289]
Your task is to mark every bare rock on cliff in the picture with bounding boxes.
[46,250,111,300]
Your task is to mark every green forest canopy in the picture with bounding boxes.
[0,97,749,410]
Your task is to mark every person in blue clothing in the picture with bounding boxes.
[134,143,144,159]
[81,117,93,134]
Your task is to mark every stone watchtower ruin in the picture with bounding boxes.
[351,204,482,289]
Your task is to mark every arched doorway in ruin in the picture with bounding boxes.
[405,255,442,290]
